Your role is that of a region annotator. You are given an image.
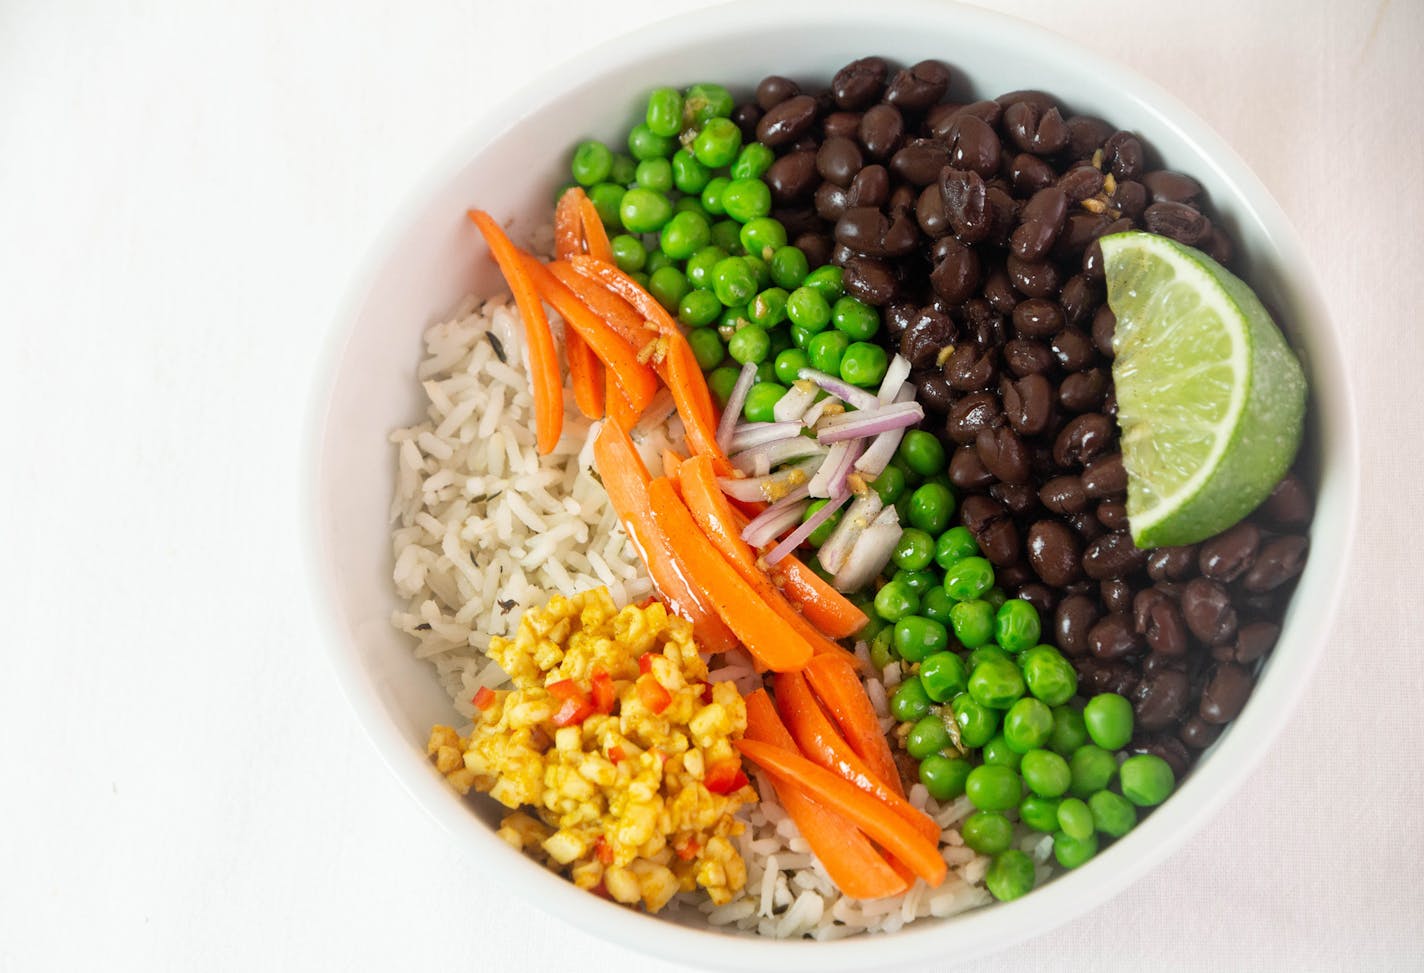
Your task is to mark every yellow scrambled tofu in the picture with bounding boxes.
[428,587,754,912]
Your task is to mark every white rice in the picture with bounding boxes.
[389,290,1044,938]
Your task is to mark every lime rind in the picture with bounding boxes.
[1101,232,1306,548]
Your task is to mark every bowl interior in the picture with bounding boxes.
[310,2,1355,969]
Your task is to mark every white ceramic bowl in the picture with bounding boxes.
[308,1,1357,968]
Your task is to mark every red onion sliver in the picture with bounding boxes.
[815,402,924,443]
[717,456,821,503]
[855,383,920,476]
[716,362,758,452]
[730,437,827,474]
[809,438,864,498]
[763,489,851,566]
[772,380,819,423]
[796,367,879,410]
[877,353,913,404]
[740,492,811,548]
[728,420,802,453]
[832,506,903,592]
[816,492,885,575]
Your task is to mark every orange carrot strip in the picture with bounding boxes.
[566,334,604,419]
[803,653,905,798]
[466,211,562,454]
[605,371,638,431]
[575,193,613,263]
[766,553,869,639]
[735,739,947,888]
[647,477,813,672]
[661,448,684,481]
[743,690,908,900]
[522,256,658,413]
[592,421,737,654]
[554,188,584,261]
[548,260,651,348]
[774,671,935,842]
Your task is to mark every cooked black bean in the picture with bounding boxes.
[1095,499,1129,531]
[814,182,850,221]
[756,94,818,148]
[846,164,889,209]
[1180,578,1238,645]
[816,136,863,188]
[1082,531,1148,581]
[1199,663,1253,724]
[924,102,961,138]
[1011,298,1063,339]
[1027,519,1082,586]
[1010,187,1068,261]
[990,481,1040,517]
[822,110,863,140]
[1054,594,1100,656]
[885,59,951,112]
[983,186,1019,247]
[1057,274,1098,325]
[1081,453,1126,498]
[997,561,1035,590]
[899,308,956,368]
[831,56,888,110]
[1178,716,1222,750]
[975,425,1030,483]
[1088,613,1142,659]
[1002,338,1054,378]
[755,75,800,111]
[929,236,981,303]
[1242,535,1309,592]
[1001,372,1053,434]
[1069,510,1106,543]
[1203,227,1235,265]
[1053,413,1115,467]
[1130,734,1190,778]
[1009,153,1057,197]
[1065,114,1114,159]
[940,168,991,243]
[1003,101,1069,155]
[1100,578,1134,614]
[1258,474,1313,525]
[944,342,996,390]
[1142,169,1204,205]
[1146,545,1197,582]
[1090,305,1116,358]
[766,151,820,204]
[1102,131,1144,180]
[1232,621,1280,665]
[1198,522,1262,583]
[961,298,1008,349]
[842,254,901,305]
[961,494,1019,565]
[945,114,1001,178]
[1005,254,1060,298]
[949,443,996,491]
[1039,475,1088,515]
[1132,667,1190,731]
[1110,179,1148,221]
[858,104,904,159]
[1050,328,1096,371]
[1143,200,1212,245]
[1059,368,1108,415]
[1058,165,1106,204]
[730,102,763,141]
[1080,658,1139,696]
[981,265,1020,314]
[793,231,832,268]
[1015,583,1057,616]
[1144,598,1189,657]
[890,139,951,187]
[945,390,1001,444]
[915,183,953,238]
[917,374,955,415]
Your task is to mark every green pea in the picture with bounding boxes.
[1053,797,1093,841]
[934,526,979,569]
[889,528,934,572]
[920,587,956,626]
[743,254,770,289]
[645,250,674,275]
[1083,693,1134,751]
[609,153,638,185]
[944,556,994,601]
[1020,749,1072,798]
[674,196,704,216]
[679,288,723,330]
[587,182,625,229]
[719,304,749,329]
[839,341,888,388]
[1053,829,1098,869]
[709,219,744,255]
[739,217,787,260]
[868,626,895,671]
[685,246,727,289]
[906,714,954,760]
[645,86,684,138]
[920,754,972,802]
[730,141,776,180]
[570,140,613,186]
[700,177,731,216]
[806,331,850,374]
[986,849,1035,902]
[1019,793,1062,833]
[1089,790,1137,837]
[629,271,650,288]
[889,675,932,722]
[918,651,967,702]
[873,578,920,623]
[907,483,955,534]
[706,365,741,407]
[1003,697,1054,753]
[766,348,805,385]
[950,599,996,649]
[786,286,832,332]
[670,148,710,194]
[895,430,946,478]
[659,210,711,261]
[1021,645,1079,707]
[1119,754,1175,807]
[635,157,674,193]
[722,177,772,223]
[966,644,1011,671]
[893,568,938,597]
[648,265,689,312]
[685,323,725,370]
[610,234,647,273]
[743,382,787,423]
[994,599,1041,653]
[831,296,880,341]
[711,257,757,306]
[769,246,810,289]
[1049,705,1089,756]
[692,117,741,168]
[963,811,1014,855]
[968,656,1026,709]
[628,123,675,161]
[1069,744,1118,798]
[984,587,1008,610]
[747,287,788,328]
[803,264,844,301]
[802,498,843,547]
[864,469,903,510]
[754,360,776,384]
[951,692,999,748]
[682,82,734,125]
[981,733,1023,771]
[619,187,673,234]
[966,764,1022,812]
[727,325,770,366]
[893,615,949,663]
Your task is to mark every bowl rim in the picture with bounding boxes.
[305,1,1359,968]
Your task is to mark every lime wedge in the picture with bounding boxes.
[1100,231,1306,548]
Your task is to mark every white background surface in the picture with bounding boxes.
[4,1,1422,970]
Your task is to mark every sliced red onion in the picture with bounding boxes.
[631,387,678,437]
[717,456,821,503]
[832,505,903,592]
[815,401,924,443]
[772,380,819,423]
[801,395,841,428]
[877,353,913,404]
[740,485,812,547]
[816,492,885,575]
[728,420,802,453]
[762,489,851,566]
[854,384,920,476]
[716,362,759,453]
[808,438,865,498]
[796,367,880,410]
[730,436,827,475]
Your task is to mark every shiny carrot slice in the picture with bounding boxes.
[647,476,813,672]
[803,652,905,798]
[742,690,908,901]
[554,188,584,261]
[575,193,613,263]
[736,739,947,888]
[605,371,639,431]
[466,210,562,454]
[766,553,869,639]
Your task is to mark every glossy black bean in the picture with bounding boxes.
[842,255,900,305]
[858,104,904,159]
[1002,339,1054,378]
[1058,165,1106,204]
[1146,546,1197,582]
[1101,578,1134,614]
[945,114,1001,177]
[1129,734,1190,779]
[1198,523,1262,583]
[949,444,996,491]
[1199,663,1253,724]
[1011,298,1064,338]
[1054,594,1100,656]
[1053,413,1115,467]
[1103,131,1144,180]
[793,232,832,269]
[1009,152,1057,197]
[1178,716,1222,750]
[940,168,991,243]
[975,425,1030,483]
[1090,305,1117,358]
[1005,254,1060,299]
[1088,613,1143,659]
[982,265,1020,314]
[1082,531,1148,580]
[1180,578,1238,645]
[899,308,956,368]
[831,56,888,110]
[814,182,850,221]
[944,343,996,390]
[1003,101,1069,155]
[1039,475,1088,515]
[1142,169,1204,205]
[990,481,1040,518]
[929,237,981,304]
[816,136,863,188]
[755,75,800,111]
[756,94,818,148]
[945,391,1001,444]
[1026,519,1082,586]
[765,151,819,204]
[915,183,952,238]
[1001,372,1053,434]
[1132,667,1190,731]
[1064,115,1113,159]
[847,164,890,208]
[1143,200,1212,246]
[1095,499,1129,531]
[822,110,863,140]
[1015,583,1057,616]
[1082,454,1126,498]
[1143,597,1189,657]
[1258,474,1313,526]
[885,59,951,112]
[917,374,955,415]
[961,494,1019,566]
[1057,274,1098,326]
[1242,536,1309,593]
[1112,179,1148,221]
[1050,328,1096,372]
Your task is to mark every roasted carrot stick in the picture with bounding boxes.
[774,671,935,842]
[466,210,562,454]
[522,256,658,414]
[743,690,908,900]
[605,371,639,431]
[593,421,737,654]
[766,554,869,639]
[575,193,613,263]
[547,260,653,349]
[803,652,905,798]
[661,448,684,480]
[554,188,584,261]
[735,739,947,888]
[647,477,813,672]
[551,189,605,418]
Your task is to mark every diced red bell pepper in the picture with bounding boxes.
[471,686,496,711]
[608,745,626,764]
[636,674,671,714]
[637,653,656,675]
[591,668,616,715]
[674,837,701,861]
[552,691,595,728]
[546,679,582,702]
[699,683,714,704]
[593,836,614,865]
[705,759,749,795]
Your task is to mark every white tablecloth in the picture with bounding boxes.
[5,1,1421,969]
